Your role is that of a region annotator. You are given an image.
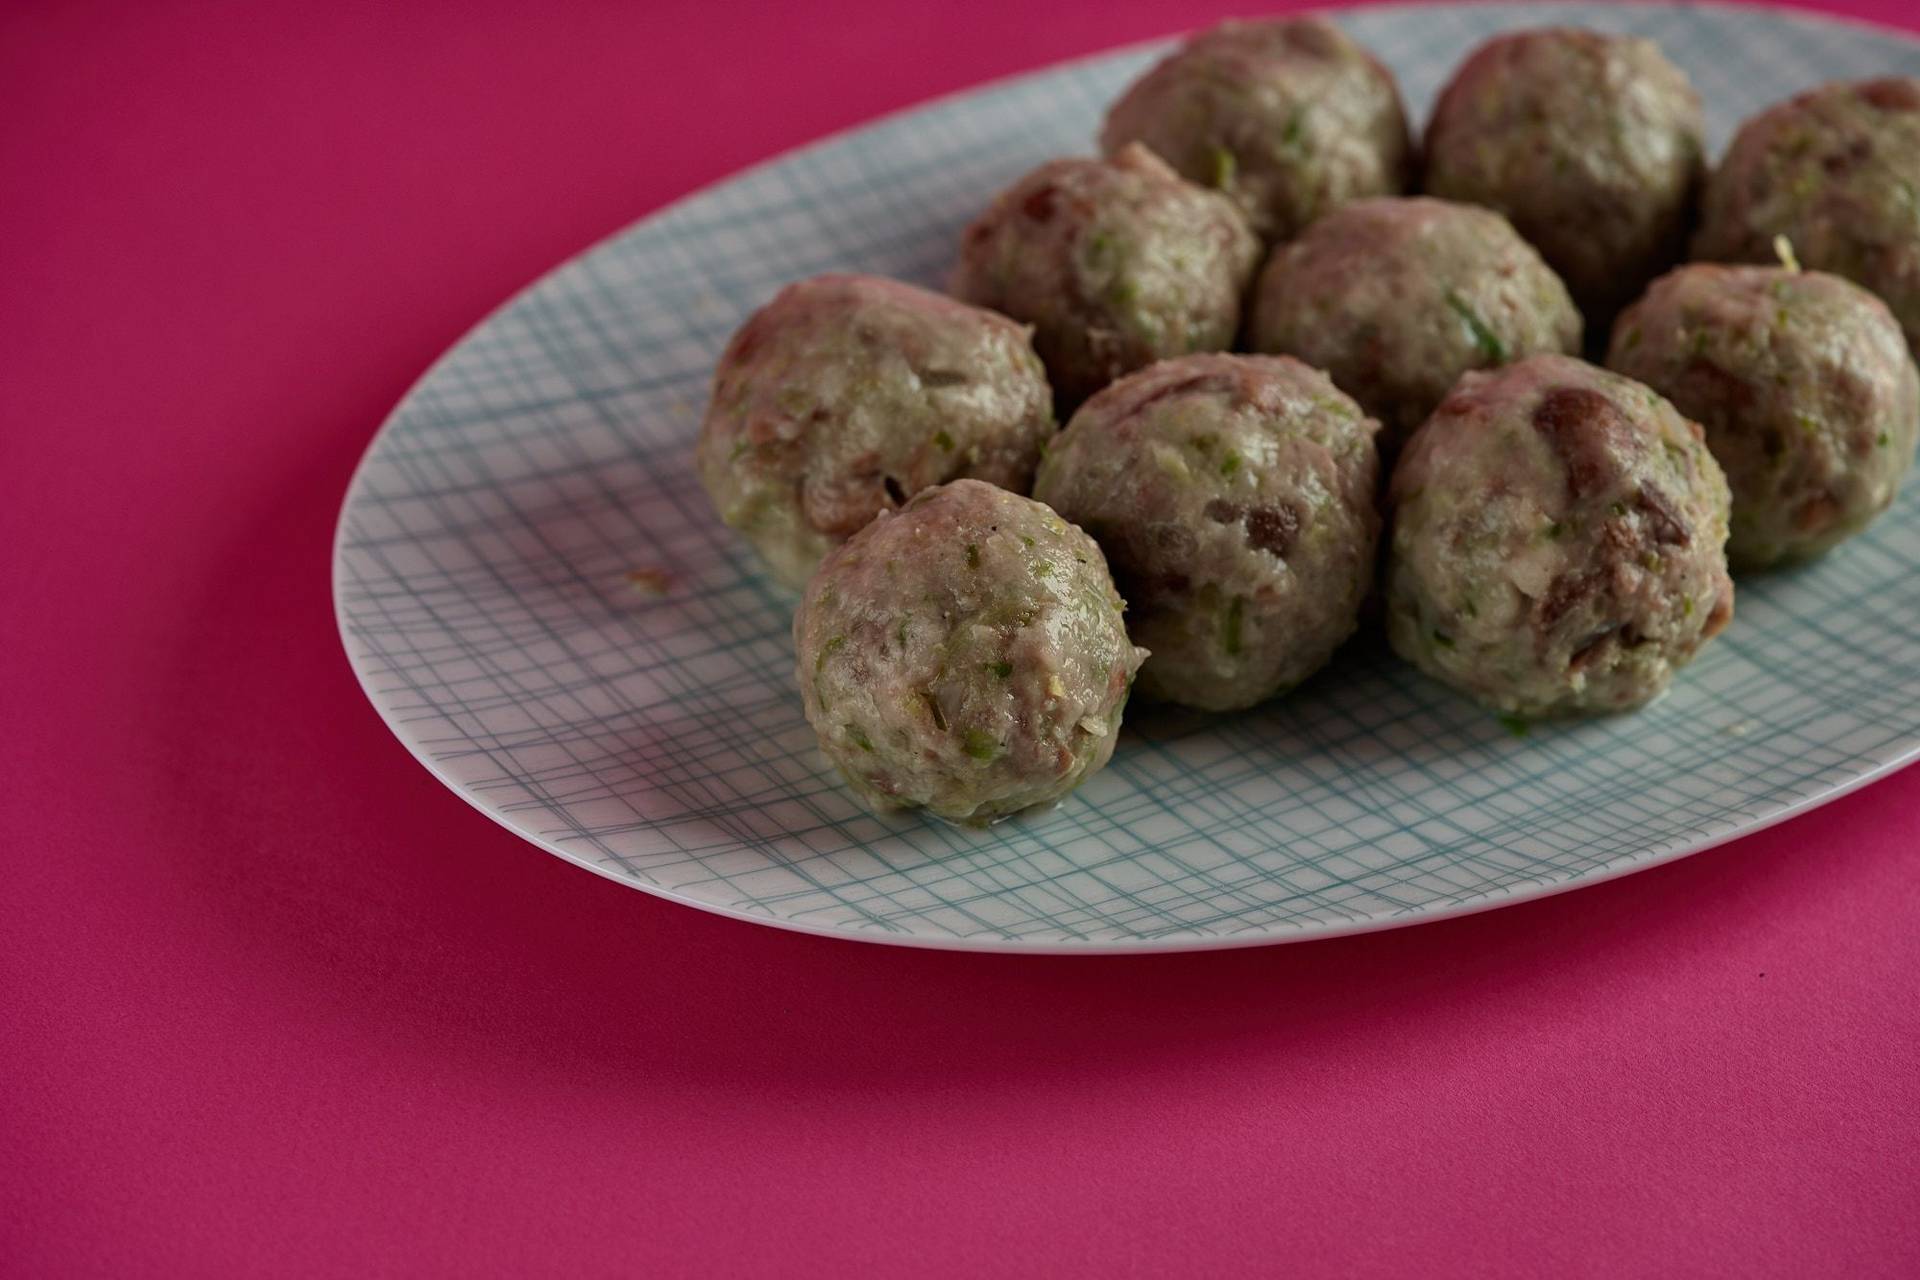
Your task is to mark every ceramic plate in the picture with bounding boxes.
[334,2,1920,952]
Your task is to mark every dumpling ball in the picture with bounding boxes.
[794,479,1146,825]
[1098,16,1412,243]
[1608,264,1919,569]
[951,144,1260,408]
[697,274,1054,588]
[1033,354,1381,712]
[1423,28,1705,317]
[1249,196,1582,454]
[1693,77,1920,350]
[1386,355,1733,718]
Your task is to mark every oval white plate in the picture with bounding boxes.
[335,2,1920,953]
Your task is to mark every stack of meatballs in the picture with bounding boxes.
[696,20,1920,826]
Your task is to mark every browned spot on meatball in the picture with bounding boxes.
[1538,568,1599,631]
[1533,386,1633,497]
[1860,77,1920,112]
[726,317,767,364]
[1202,498,1245,524]
[1634,484,1692,546]
[1244,504,1302,557]
[1794,492,1843,534]
[1021,185,1058,223]
[1702,586,1734,638]
[1821,136,1874,176]
[1283,19,1342,57]
[1119,371,1241,419]
[1677,358,1758,422]
[1569,627,1616,672]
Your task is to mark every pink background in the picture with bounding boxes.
[6,1,1919,1274]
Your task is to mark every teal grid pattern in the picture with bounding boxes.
[335,3,1920,951]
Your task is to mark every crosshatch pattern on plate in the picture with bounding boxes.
[336,3,1920,949]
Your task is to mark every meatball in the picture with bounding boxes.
[1608,264,1919,569]
[697,274,1054,588]
[1033,354,1381,712]
[1249,196,1582,453]
[1385,355,1733,717]
[1423,28,1705,317]
[1098,17,1411,243]
[1693,77,1920,350]
[794,479,1145,825]
[951,144,1261,407]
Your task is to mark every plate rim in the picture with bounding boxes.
[333,0,1920,954]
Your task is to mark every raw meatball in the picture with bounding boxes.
[1423,28,1705,317]
[697,274,1054,588]
[1385,355,1733,717]
[1249,196,1582,453]
[1033,354,1381,712]
[1693,77,1920,350]
[794,479,1145,825]
[1608,264,1919,568]
[951,144,1261,407]
[1099,17,1411,242]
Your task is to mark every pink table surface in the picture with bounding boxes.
[5,1,1919,1275]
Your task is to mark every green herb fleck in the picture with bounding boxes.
[1282,104,1306,147]
[932,429,955,451]
[1610,502,1628,517]
[1219,452,1241,478]
[1208,144,1237,190]
[845,725,874,753]
[1020,534,1036,548]
[1689,329,1710,356]
[1682,595,1694,617]
[1444,288,1509,363]
[965,543,981,569]
[815,634,846,673]
[1795,412,1819,437]
[1221,595,1245,657]
[1877,430,1891,448]
[1545,521,1565,541]
[1619,325,1642,353]
[962,729,999,761]
[986,660,1013,679]
[1497,713,1531,739]
[1313,394,1358,420]
[1188,433,1218,455]
[728,439,753,462]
